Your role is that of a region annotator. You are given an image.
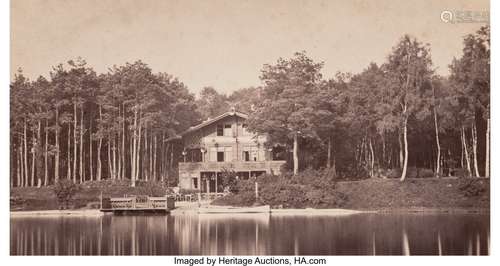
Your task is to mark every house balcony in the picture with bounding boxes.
[179,160,286,174]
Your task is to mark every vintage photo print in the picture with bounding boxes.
[9,0,490,257]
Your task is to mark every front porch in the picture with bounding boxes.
[178,161,286,192]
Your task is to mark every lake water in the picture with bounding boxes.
[10,212,489,255]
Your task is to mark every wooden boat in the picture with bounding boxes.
[198,205,271,214]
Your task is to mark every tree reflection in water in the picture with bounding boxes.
[10,213,489,255]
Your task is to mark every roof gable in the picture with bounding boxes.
[181,111,248,136]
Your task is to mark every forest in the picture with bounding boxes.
[10,26,489,188]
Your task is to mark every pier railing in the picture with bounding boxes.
[100,196,175,212]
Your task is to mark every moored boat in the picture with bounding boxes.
[198,205,271,214]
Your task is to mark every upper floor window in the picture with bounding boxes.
[242,146,261,161]
[216,125,224,136]
[217,151,224,162]
[224,124,232,136]
[216,124,232,136]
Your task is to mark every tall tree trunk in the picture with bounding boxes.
[400,49,411,182]
[136,109,142,181]
[461,126,472,176]
[144,125,148,181]
[398,129,404,168]
[44,120,48,186]
[153,134,157,181]
[461,137,464,169]
[130,131,134,181]
[363,133,370,167]
[112,136,117,179]
[122,103,126,180]
[17,146,22,187]
[149,132,153,181]
[293,132,299,175]
[117,105,121,180]
[97,105,102,181]
[67,124,71,180]
[433,107,441,177]
[54,107,60,183]
[485,118,490,178]
[31,131,35,187]
[369,138,375,178]
[131,106,137,187]
[36,120,42,187]
[108,139,113,180]
[23,119,29,186]
[73,102,77,183]
[80,107,84,183]
[471,123,480,177]
[97,136,102,181]
[89,117,93,181]
[160,134,165,182]
[400,117,409,181]
[19,139,23,187]
[117,133,121,180]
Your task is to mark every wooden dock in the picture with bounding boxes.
[100,196,175,215]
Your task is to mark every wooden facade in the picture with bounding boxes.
[171,111,286,193]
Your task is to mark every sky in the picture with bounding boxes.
[11,0,489,95]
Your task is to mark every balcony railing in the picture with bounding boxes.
[179,160,286,172]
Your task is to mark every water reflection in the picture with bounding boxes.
[10,213,489,255]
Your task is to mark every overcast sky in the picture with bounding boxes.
[11,0,489,95]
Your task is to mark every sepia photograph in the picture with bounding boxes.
[8,0,491,257]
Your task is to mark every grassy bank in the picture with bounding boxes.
[10,176,489,212]
[10,180,170,211]
[212,174,489,210]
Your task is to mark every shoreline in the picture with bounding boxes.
[10,206,489,217]
[10,209,104,217]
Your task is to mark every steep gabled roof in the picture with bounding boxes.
[183,111,248,135]
[165,111,249,142]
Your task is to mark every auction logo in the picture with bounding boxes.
[440,10,489,24]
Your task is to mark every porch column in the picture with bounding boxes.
[206,176,210,195]
[215,172,218,194]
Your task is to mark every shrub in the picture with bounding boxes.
[220,168,239,193]
[52,179,81,209]
[385,168,402,178]
[213,168,347,208]
[452,168,470,178]
[135,181,167,196]
[234,178,256,194]
[458,179,488,197]
[417,168,435,178]
[341,164,369,179]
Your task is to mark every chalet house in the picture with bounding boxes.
[168,110,286,194]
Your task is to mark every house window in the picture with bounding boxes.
[243,151,250,161]
[217,151,224,162]
[216,125,224,136]
[224,124,232,136]
[249,146,259,161]
[193,178,198,189]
